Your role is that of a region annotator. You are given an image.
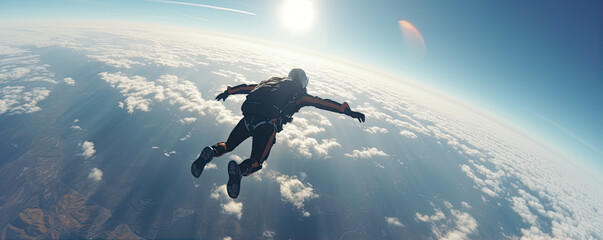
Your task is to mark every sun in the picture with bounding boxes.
[281,0,315,32]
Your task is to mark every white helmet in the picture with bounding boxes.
[288,68,308,88]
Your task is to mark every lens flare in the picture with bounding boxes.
[398,20,426,55]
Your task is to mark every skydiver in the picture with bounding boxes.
[191,68,366,198]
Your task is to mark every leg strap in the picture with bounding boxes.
[240,158,262,176]
[211,142,228,157]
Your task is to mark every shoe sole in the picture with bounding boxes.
[191,147,213,178]
[227,160,241,199]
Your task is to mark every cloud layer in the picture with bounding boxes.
[0,46,56,115]
[99,72,240,125]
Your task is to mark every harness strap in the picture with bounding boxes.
[244,116,277,133]
[244,115,253,132]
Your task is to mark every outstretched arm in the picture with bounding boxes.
[215,84,258,101]
[296,95,365,122]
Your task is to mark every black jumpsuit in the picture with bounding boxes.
[211,83,354,176]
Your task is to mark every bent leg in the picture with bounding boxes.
[195,117,250,179]
[241,123,276,176]
[212,118,250,157]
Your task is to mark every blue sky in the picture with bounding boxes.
[1,0,602,171]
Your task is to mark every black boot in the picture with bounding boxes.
[191,147,214,178]
[227,160,245,199]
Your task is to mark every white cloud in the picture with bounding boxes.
[0,46,28,55]
[63,77,75,86]
[356,102,429,136]
[230,154,244,163]
[81,141,96,159]
[178,117,197,124]
[416,202,478,240]
[416,209,446,222]
[262,230,276,239]
[222,200,243,219]
[0,86,51,115]
[300,111,332,126]
[212,69,250,83]
[274,173,318,217]
[0,49,57,115]
[385,217,405,228]
[27,76,58,84]
[460,164,499,198]
[279,117,340,158]
[99,72,240,125]
[520,226,549,240]
[210,184,243,219]
[222,237,232,240]
[180,133,191,141]
[2,67,30,80]
[510,193,541,226]
[248,169,318,216]
[480,187,497,198]
[461,201,471,209]
[0,57,56,84]
[440,209,478,240]
[400,130,417,139]
[89,55,142,69]
[375,163,385,168]
[99,72,161,113]
[355,103,393,121]
[88,168,103,181]
[344,147,388,159]
[205,162,217,170]
[314,138,340,157]
[164,150,176,157]
[364,126,388,134]
[152,146,159,149]
[71,125,81,130]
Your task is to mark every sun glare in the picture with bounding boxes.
[281,0,315,32]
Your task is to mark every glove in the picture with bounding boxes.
[350,111,365,123]
[345,108,365,123]
[215,91,229,101]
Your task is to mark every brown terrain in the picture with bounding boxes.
[0,83,147,240]
[0,134,142,240]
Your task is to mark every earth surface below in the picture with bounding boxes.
[0,24,601,239]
